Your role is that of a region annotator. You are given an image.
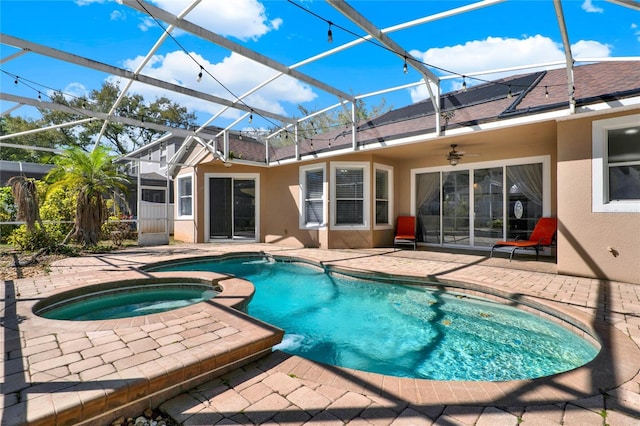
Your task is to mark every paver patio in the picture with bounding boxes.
[1,243,639,425]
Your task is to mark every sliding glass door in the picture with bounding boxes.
[474,167,504,246]
[415,159,546,248]
[208,176,256,241]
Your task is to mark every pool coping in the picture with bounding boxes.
[4,270,284,425]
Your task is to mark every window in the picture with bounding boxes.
[129,160,138,176]
[299,164,326,228]
[592,114,640,212]
[160,144,167,168]
[177,174,193,218]
[374,164,393,227]
[331,162,370,229]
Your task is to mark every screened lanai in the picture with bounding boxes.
[1,0,639,246]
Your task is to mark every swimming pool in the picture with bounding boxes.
[34,281,220,321]
[147,254,599,381]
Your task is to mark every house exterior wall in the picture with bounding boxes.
[173,110,640,285]
[556,108,640,284]
[262,152,378,249]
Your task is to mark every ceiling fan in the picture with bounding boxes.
[447,144,463,166]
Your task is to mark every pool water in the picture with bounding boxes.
[153,257,598,381]
[38,284,219,321]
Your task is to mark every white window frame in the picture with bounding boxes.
[299,163,327,229]
[592,114,640,213]
[159,144,167,169]
[330,161,370,230]
[374,163,394,229]
[176,173,194,219]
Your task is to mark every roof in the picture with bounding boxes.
[257,61,640,163]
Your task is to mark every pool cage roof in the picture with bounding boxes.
[1,0,639,174]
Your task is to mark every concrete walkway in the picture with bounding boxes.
[2,243,639,425]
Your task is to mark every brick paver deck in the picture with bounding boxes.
[2,243,639,425]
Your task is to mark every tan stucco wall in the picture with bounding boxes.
[556,109,640,284]
[175,113,640,285]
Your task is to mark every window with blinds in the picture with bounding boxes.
[305,168,324,224]
[299,164,326,228]
[335,167,364,225]
[375,168,389,225]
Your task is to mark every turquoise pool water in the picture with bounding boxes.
[37,283,219,321]
[150,256,598,381]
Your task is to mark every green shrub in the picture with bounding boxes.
[40,184,74,242]
[0,186,16,244]
[7,225,50,251]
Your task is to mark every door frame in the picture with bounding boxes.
[410,155,551,249]
[204,172,260,243]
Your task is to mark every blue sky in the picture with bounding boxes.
[1,0,639,134]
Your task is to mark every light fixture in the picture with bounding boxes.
[544,85,549,99]
[447,144,462,166]
[403,56,408,74]
[14,77,19,85]
[507,85,512,99]
[197,66,203,82]
[248,112,253,124]
[462,76,467,92]
[327,22,333,43]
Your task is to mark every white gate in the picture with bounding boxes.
[137,186,173,246]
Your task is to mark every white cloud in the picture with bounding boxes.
[110,9,125,21]
[408,35,611,102]
[581,0,604,13]
[119,50,316,118]
[152,0,280,41]
[571,40,611,57]
[138,17,156,32]
[62,82,89,101]
[75,0,108,5]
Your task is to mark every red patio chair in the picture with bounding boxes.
[490,217,557,261]
[394,216,416,250]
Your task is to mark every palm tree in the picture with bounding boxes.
[7,175,43,233]
[46,146,129,246]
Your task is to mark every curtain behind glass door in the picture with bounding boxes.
[473,168,503,246]
[442,170,470,245]
[415,172,440,243]
[506,163,543,240]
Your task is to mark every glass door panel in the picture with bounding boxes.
[473,168,504,246]
[443,170,469,245]
[415,172,441,244]
[506,163,543,240]
[233,179,255,239]
[210,178,232,239]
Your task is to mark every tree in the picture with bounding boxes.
[268,98,392,146]
[0,116,64,163]
[7,176,43,232]
[46,146,129,246]
[40,81,197,155]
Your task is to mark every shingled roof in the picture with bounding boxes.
[198,61,640,166]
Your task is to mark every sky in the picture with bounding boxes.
[1,0,639,136]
